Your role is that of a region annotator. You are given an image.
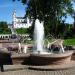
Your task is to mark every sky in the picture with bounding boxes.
[0,0,26,24]
[0,0,75,24]
[65,2,75,24]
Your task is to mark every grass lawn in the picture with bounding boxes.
[24,38,75,46]
[64,38,75,46]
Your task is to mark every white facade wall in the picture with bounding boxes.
[13,10,32,29]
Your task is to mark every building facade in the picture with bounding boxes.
[13,10,32,29]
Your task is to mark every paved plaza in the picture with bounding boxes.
[0,65,75,75]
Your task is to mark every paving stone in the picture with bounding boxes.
[0,65,75,75]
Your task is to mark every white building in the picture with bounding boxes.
[13,10,32,29]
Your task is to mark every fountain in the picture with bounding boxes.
[33,19,65,54]
[33,19,44,53]
[30,19,73,66]
[9,18,73,69]
[33,19,51,54]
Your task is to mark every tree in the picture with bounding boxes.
[0,21,11,34]
[34,0,74,37]
[12,0,75,37]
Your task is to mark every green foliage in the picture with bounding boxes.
[24,0,74,37]
[12,0,74,21]
[26,0,74,20]
[0,21,11,34]
[16,28,29,34]
[63,24,75,39]
[64,38,75,45]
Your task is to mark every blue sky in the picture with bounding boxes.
[65,2,75,24]
[0,0,74,24]
[0,0,26,24]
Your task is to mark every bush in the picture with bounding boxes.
[16,28,29,34]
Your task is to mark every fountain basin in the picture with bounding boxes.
[11,53,30,64]
[30,51,73,65]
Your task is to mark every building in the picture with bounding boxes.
[12,10,32,29]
